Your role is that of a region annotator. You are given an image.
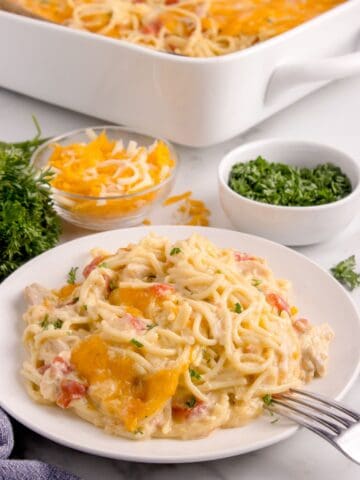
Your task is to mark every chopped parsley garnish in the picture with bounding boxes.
[109,279,117,291]
[189,368,202,381]
[234,302,243,313]
[130,338,144,348]
[228,157,352,207]
[262,394,274,406]
[40,314,49,329]
[252,279,261,287]
[133,428,143,435]
[53,319,63,329]
[73,296,79,303]
[146,323,157,330]
[98,262,108,268]
[170,247,181,256]
[185,396,196,408]
[80,304,88,314]
[331,255,360,291]
[67,266,78,285]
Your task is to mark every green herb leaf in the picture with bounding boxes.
[109,279,117,291]
[331,255,360,291]
[170,247,181,256]
[67,266,78,285]
[80,304,88,314]
[262,394,273,406]
[133,428,143,435]
[234,302,243,313]
[130,338,144,348]
[53,319,63,329]
[185,396,196,408]
[252,278,261,287]
[228,157,352,207]
[40,314,49,329]
[189,368,202,381]
[98,262,108,268]
[146,323,157,330]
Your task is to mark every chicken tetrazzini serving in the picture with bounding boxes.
[22,234,333,439]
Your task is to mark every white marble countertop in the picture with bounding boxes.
[1,75,360,479]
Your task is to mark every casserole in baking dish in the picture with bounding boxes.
[0,0,347,57]
[0,1,359,146]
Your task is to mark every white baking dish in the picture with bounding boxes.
[0,3,360,147]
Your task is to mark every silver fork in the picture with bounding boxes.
[266,388,360,465]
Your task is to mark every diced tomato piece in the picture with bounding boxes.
[172,402,206,420]
[83,256,105,278]
[141,19,162,35]
[151,284,175,296]
[172,404,193,420]
[234,252,255,261]
[103,273,111,291]
[38,364,50,374]
[57,379,87,409]
[266,293,290,314]
[53,356,72,374]
[165,0,179,4]
[127,314,145,331]
[293,318,311,333]
[39,356,72,375]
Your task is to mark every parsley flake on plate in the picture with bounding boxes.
[67,266,78,285]
[185,396,196,408]
[130,338,144,348]
[189,368,202,381]
[234,302,243,313]
[262,394,274,406]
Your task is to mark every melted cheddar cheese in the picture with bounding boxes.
[71,335,180,431]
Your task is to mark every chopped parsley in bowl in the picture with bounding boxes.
[228,156,352,207]
[218,139,360,245]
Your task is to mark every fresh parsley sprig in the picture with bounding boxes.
[0,118,60,282]
[331,255,360,291]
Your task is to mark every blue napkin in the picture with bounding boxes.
[0,409,80,480]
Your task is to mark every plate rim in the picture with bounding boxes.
[1,225,359,463]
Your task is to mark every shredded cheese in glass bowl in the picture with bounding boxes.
[31,126,178,230]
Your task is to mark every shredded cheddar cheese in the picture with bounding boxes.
[164,191,210,226]
[163,191,192,206]
[46,130,175,220]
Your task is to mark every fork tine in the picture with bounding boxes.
[272,399,343,435]
[277,394,354,428]
[291,389,360,421]
[268,404,336,443]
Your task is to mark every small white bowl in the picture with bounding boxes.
[218,139,360,246]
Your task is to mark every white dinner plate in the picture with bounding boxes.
[0,226,359,463]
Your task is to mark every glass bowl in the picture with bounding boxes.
[31,126,179,230]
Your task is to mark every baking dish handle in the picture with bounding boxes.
[265,52,360,105]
